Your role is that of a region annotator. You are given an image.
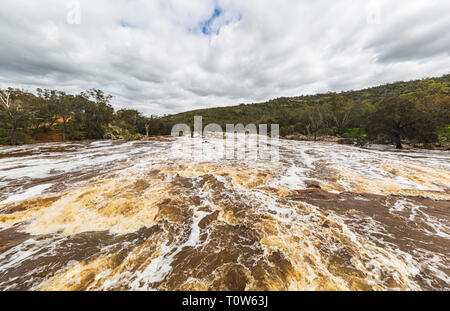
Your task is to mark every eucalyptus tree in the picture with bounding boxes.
[0,89,29,145]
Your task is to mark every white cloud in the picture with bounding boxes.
[0,0,449,115]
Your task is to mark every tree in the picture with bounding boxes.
[30,89,59,134]
[0,89,11,109]
[56,92,76,142]
[80,90,114,139]
[366,96,447,149]
[301,105,327,141]
[35,89,76,141]
[116,109,140,133]
[83,89,113,106]
[328,93,354,134]
[145,122,150,137]
[412,95,450,142]
[0,89,29,145]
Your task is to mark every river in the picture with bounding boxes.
[0,136,449,290]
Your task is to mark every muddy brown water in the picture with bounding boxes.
[0,137,449,290]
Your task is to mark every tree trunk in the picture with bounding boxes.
[395,134,403,149]
[10,127,17,145]
[62,118,67,142]
[46,118,58,130]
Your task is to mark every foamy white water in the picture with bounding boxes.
[0,137,449,290]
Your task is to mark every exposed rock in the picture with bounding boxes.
[305,180,322,189]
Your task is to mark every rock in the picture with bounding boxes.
[305,180,322,189]
[284,134,308,141]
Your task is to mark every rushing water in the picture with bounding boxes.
[0,136,449,291]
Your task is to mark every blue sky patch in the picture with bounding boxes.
[190,6,242,36]
[201,8,223,35]
[119,20,136,28]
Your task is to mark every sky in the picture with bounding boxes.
[0,0,449,116]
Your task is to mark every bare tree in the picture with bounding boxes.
[0,90,11,109]
[329,94,354,134]
[0,90,26,145]
[331,108,352,133]
[145,123,150,137]
[306,106,325,142]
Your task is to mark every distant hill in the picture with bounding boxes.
[1,74,448,148]
[161,74,450,135]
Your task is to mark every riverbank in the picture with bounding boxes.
[283,133,450,151]
[2,127,449,151]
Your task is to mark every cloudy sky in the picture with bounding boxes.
[0,0,449,116]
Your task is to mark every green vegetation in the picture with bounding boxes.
[161,74,450,149]
[0,88,155,145]
[1,74,449,148]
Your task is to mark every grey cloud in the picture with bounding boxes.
[365,1,450,63]
[0,0,449,116]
